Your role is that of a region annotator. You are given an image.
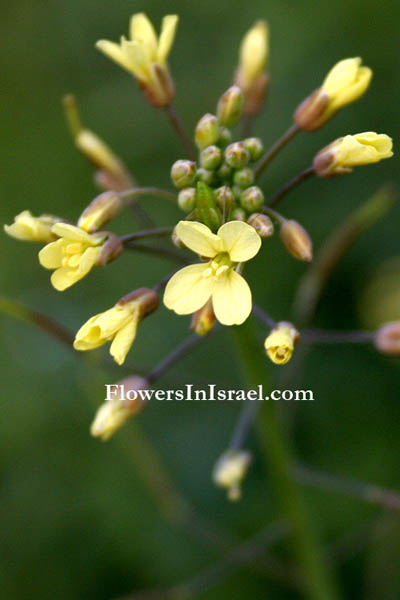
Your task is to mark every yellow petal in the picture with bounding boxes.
[354,132,393,158]
[110,318,138,365]
[129,13,158,59]
[212,270,252,326]
[323,58,361,95]
[50,267,83,291]
[217,221,261,262]
[95,40,134,73]
[175,221,221,257]
[78,246,101,275]
[121,38,151,81]
[163,263,215,314]
[74,315,105,351]
[239,20,269,85]
[51,223,101,244]
[38,238,69,269]
[157,15,178,64]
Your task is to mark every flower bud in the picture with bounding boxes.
[177,187,196,212]
[171,226,187,248]
[243,137,264,161]
[264,322,299,365]
[170,160,197,188]
[78,191,122,233]
[196,182,221,231]
[200,145,223,170]
[91,376,150,441]
[217,85,244,128]
[224,142,250,169]
[294,58,372,131]
[215,186,234,212]
[213,449,252,501]
[232,207,247,221]
[194,113,220,149]
[218,127,232,148]
[247,213,274,238]
[4,211,60,243]
[217,162,233,181]
[233,167,254,188]
[280,220,313,262]
[117,287,159,319]
[196,168,218,187]
[313,132,393,178]
[240,186,264,212]
[95,232,124,267]
[191,299,216,336]
[374,322,400,356]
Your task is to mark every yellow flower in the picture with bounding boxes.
[264,322,299,365]
[234,21,269,115]
[295,58,372,131]
[74,289,158,365]
[313,132,393,177]
[213,450,252,501]
[163,220,261,326]
[38,223,106,291]
[4,211,58,243]
[96,13,178,107]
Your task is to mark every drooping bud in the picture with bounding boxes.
[200,145,223,170]
[217,85,245,128]
[95,232,124,267]
[247,213,274,238]
[224,142,250,169]
[78,191,122,233]
[177,187,196,212]
[91,376,150,441]
[170,160,197,188]
[280,219,313,262]
[243,137,264,161]
[374,322,400,356]
[213,449,252,501]
[240,186,264,212]
[294,58,372,131]
[215,186,234,212]
[264,322,300,365]
[194,113,220,149]
[313,132,393,178]
[233,167,255,189]
[191,299,216,336]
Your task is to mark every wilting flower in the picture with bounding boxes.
[4,211,59,243]
[234,21,269,115]
[96,13,178,107]
[74,288,158,365]
[313,132,393,177]
[295,57,372,131]
[264,322,299,365]
[38,223,106,291]
[164,220,261,326]
[213,449,252,501]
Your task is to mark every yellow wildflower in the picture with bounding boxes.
[213,450,252,501]
[264,322,299,365]
[38,223,106,291]
[4,211,59,243]
[295,58,372,131]
[96,13,178,107]
[163,220,261,326]
[313,132,393,177]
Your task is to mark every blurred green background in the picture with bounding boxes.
[1,0,400,598]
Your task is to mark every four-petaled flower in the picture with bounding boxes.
[164,220,261,326]
[96,13,178,107]
[39,223,106,291]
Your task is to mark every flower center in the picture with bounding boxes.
[62,242,84,267]
[202,253,233,280]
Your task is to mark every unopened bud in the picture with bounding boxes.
[171,160,197,188]
[213,450,252,501]
[374,322,400,356]
[240,186,264,212]
[91,376,150,441]
[218,127,232,148]
[196,182,221,231]
[96,232,123,266]
[280,219,313,262]
[233,167,254,188]
[191,299,216,336]
[78,191,122,233]
[178,187,196,212]
[243,137,264,161]
[232,207,247,221]
[215,186,234,211]
[217,162,233,181]
[264,322,299,365]
[247,213,274,238]
[195,113,220,149]
[196,168,218,186]
[117,287,159,319]
[217,85,244,128]
[224,142,250,169]
[200,145,223,170]
[294,89,330,132]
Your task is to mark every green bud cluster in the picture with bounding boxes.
[170,87,267,228]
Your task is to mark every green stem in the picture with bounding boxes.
[232,320,340,600]
[120,227,173,244]
[268,167,315,207]
[255,123,300,179]
[119,187,176,204]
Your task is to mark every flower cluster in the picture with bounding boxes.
[3,12,396,451]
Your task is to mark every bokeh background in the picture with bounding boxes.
[1,0,400,598]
